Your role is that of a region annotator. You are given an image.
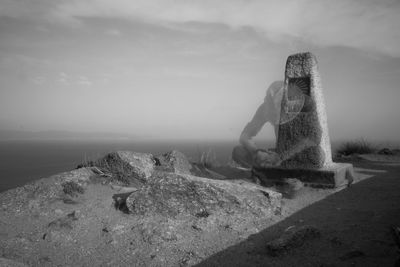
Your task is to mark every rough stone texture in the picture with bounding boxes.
[266,225,321,256]
[59,168,95,185]
[277,52,332,169]
[0,168,94,211]
[126,171,282,219]
[0,257,29,267]
[95,151,155,185]
[154,150,192,175]
[48,211,78,230]
[114,151,155,180]
[257,52,354,188]
[254,162,355,188]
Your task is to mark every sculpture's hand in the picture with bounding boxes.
[254,150,281,167]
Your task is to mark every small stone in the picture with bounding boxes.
[54,209,63,215]
[112,224,126,234]
[62,198,78,205]
[161,231,177,241]
[266,225,321,256]
[191,225,201,231]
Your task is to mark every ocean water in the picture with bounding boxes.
[0,139,275,192]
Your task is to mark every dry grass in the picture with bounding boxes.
[335,139,376,156]
[198,148,219,169]
[76,153,136,185]
[62,181,85,196]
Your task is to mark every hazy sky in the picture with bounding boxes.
[0,0,400,141]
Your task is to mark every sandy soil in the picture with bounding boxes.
[1,154,399,266]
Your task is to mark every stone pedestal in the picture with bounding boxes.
[253,163,354,188]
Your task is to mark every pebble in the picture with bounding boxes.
[55,209,63,215]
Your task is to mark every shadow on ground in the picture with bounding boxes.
[195,160,400,267]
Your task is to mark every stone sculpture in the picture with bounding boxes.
[254,52,354,188]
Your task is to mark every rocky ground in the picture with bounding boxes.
[1,150,400,266]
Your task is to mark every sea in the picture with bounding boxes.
[0,139,276,193]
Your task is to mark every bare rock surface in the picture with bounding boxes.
[0,150,283,266]
[0,168,94,212]
[126,171,281,226]
[0,257,29,267]
[89,151,155,185]
[154,150,193,175]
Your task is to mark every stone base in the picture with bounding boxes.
[253,163,354,188]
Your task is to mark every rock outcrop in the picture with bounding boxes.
[126,171,281,219]
[0,168,95,212]
[90,151,155,185]
[0,150,282,266]
[154,150,193,175]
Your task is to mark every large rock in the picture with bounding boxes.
[94,151,155,185]
[126,172,281,220]
[154,150,192,175]
[0,168,95,211]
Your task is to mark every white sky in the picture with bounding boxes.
[0,0,400,141]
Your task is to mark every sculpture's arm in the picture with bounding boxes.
[239,102,268,155]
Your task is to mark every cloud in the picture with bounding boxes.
[105,29,122,36]
[77,76,92,87]
[57,72,69,84]
[33,76,45,85]
[1,0,399,57]
[161,67,208,78]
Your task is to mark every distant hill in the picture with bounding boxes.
[0,130,146,141]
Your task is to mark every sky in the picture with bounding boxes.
[0,0,400,142]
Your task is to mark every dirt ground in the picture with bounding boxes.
[198,155,400,266]
[1,154,399,266]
